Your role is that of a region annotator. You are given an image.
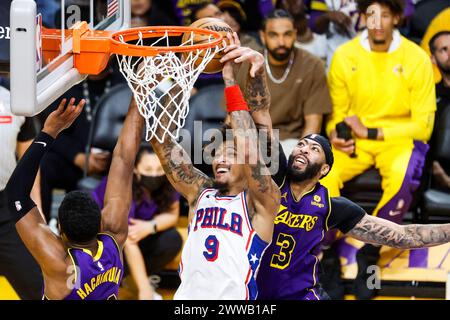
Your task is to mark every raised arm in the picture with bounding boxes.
[347,214,450,249]
[5,98,84,275]
[221,33,280,242]
[149,85,213,208]
[101,98,144,248]
[242,50,272,135]
[241,48,287,186]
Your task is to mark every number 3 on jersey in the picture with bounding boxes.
[270,233,296,269]
[203,235,219,261]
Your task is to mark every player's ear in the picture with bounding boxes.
[431,55,437,66]
[321,164,330,177]
[259,30,266,46]
[59,225,67,241]
[393,14,400,26]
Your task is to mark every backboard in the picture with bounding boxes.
[10,0,130,116]
[0,1,11,74]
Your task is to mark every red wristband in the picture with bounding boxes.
[225,85,250,113]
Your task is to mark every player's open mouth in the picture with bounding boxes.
[294,155,308,165]
[216,165,230,176]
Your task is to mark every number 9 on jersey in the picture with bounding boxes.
[203,235,219,262]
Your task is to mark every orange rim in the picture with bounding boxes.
[109,26,225,57]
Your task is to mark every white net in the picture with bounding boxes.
[116,30,222,143]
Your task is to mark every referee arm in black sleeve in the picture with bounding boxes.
[5,98,85,276]
[329,197,450,249]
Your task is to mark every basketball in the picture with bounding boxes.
[182,17,233,74]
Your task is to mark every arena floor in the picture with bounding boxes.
[0,276,443,300]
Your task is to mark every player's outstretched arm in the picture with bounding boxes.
[5,98,84,275]
[347,214,450,249]
[221,33,280,243]
[149,87,213,208]
[242,48,272,136]
[222,33,286,186]
[101,98,144,248]
[221,34,272,132]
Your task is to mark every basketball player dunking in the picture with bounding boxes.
[150,33,280,300]
[5,97,144,300]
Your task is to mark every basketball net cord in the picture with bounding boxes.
[116,31,222,143]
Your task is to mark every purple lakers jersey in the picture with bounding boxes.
[257,181,331,300]
[44,233,123,300]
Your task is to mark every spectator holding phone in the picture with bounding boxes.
[321,0,436,299]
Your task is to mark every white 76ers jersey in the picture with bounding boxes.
[174,189,269,300]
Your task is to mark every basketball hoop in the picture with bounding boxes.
[56,23,225,142]
[113,27,224,143]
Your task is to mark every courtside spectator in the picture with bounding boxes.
[429,31,450,191]
[308,0,414,67]
[322,0,436,299]
[420,8,450,84]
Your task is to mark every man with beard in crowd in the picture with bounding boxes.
[429,31,450,191]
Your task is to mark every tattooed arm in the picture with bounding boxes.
[347,214,450,249]
[151,137,213,207]
[244,56,272,134]
[221,33,280,242]
[229,108,280,243]
[149,84,213,208]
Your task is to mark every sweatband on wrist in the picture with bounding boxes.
[367,128,378,140]
[5,131,54,222]
[149,220,158,235]
[225,85,250,113]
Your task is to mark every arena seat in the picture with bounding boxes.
[420,102,450,222]
[183,84,226,138]
[77,83,132,191]
[182,83,226,175]
[408,0,450,43]
[341,168,383,214]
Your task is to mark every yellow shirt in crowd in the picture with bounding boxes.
[420,8,450,83]
[327,30,436,142]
